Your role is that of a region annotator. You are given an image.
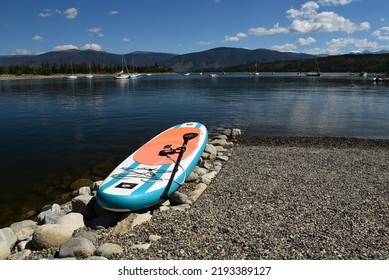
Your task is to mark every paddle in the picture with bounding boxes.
[160,132,199,199]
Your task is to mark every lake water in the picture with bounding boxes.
[1,73,388,226]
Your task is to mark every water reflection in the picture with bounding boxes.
[1,74,389,226]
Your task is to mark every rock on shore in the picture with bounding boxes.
[0,128,240,260]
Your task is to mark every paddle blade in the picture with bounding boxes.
[183,132,199,141]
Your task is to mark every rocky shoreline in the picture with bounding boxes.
[1,131,389,260]
[0,128,241,260]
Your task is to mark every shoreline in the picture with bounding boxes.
[2,135,389,260]
[0,72,380,81]
[105,136,389,260]
[0,73,176,80]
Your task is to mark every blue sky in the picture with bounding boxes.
[1,0,389,55]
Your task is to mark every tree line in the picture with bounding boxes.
[1,53,389,75]
[229,53,389,74]
[0,62,173,76]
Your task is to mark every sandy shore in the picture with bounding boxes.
[93,136,389,260]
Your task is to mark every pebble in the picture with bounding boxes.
[95,243,123,257]
[31,224,73,250]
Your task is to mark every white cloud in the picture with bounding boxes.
[302,37,380,55]
[53,44,102,52]
[224,35,240,42]
[109,10,119,16]
[38,12,51,17]
[13,49,33,55]
[223,32,247,42]
[121,38,130,42]
[88,27,104,37]
[32,35,43,41]
[236,32,247,38]
[304,47,325,55]
[289,10,359,34]
[223,1,374,55]
[196,40,215,45]
[287,1,320,20]
[38,8,78,19]
[297,37,316,46]
[359,22,371,31]
[318,0,353,6]
[272,37,316,53]
[64,8,78,19]
[38,9,62,17]
[326,37,378,54]
[372,26,389,41]
[272,43,297,52]
[82,44,102,51]
[248,1,367,37]
[53,45,79,51]
[248,27,268,36]
[249,23,289,35]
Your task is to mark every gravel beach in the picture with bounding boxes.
[92,136,389,260]
[19,136,389,260]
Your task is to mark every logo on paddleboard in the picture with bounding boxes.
[115,183,137,189]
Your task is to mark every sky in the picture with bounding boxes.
[1,0,389,56]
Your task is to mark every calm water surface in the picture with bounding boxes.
[0,73,388,226]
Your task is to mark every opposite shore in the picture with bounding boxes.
[1,134,389,260]
[0,73,178,80]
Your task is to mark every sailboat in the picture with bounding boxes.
[114,56,130,79]
[129,58,141,79]
[85,63,93,78]
[251,61,260,76]
[305,59,320,77]
[67,61,77,79]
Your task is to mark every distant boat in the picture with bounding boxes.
[360,72,368,77]
[114,71,130,80]
[129,58,140,79]
[85,63,93,78]
[373,75,389,82]
[67,74,77,80]
[251,60,260,76]
[305,72,320,77]
[305,59,320,77]
[130,73,141,79]
[67,61,77,79]
[208,73,218,78]
[183,72,190,76]
[114,56,130,79]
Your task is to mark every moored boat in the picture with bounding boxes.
[114,56,130,79]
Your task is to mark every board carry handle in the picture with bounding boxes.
[160,132,199,199]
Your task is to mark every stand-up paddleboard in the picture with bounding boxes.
[96,122,208,212]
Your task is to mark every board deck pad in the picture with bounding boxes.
[96,122,208,212]
[133,127,201,164]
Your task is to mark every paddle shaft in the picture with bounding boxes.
[160,133,198,199]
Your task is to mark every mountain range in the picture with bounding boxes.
[0,47,316,72]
